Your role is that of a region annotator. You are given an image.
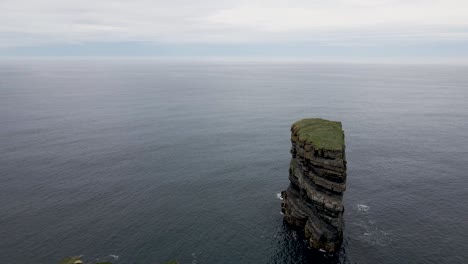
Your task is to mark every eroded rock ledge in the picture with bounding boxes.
[281,118,347,253]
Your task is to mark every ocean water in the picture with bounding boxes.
[1,60,467,264]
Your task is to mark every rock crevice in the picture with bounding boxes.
[281,118,347,253]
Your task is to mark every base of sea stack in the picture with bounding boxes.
[281,118,347,254]
[281,186,343,253]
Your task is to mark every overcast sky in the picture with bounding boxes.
[1,0,468,61]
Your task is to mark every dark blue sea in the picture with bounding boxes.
[1,59,467,264]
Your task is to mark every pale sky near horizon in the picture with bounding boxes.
[1,0,468,61]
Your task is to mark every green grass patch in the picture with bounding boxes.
[292,118,344,151]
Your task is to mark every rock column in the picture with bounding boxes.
[281,118,347,253]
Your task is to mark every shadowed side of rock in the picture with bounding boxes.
[281,118,347,253]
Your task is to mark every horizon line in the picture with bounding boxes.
[2,56,468,65]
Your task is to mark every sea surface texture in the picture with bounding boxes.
[1,60,467,264]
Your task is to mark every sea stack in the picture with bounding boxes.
[281,118,347,253]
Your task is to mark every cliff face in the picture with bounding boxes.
[281,118,347,253]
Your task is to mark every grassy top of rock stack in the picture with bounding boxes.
[291,118,344,151]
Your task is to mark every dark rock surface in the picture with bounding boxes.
[281,118,347,253]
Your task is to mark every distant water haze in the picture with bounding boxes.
[0,60,467,263]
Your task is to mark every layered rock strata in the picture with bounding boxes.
[281,118,347,253]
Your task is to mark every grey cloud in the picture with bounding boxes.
[1,0,468,47]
